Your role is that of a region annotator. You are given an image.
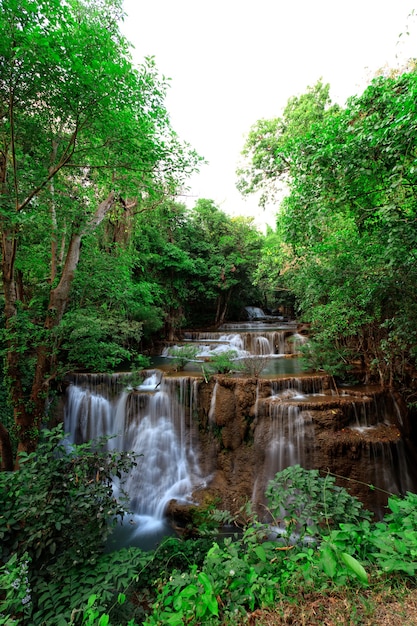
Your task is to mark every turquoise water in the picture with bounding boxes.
[151,355,308,378]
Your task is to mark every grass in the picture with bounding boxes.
[243,579,417,625]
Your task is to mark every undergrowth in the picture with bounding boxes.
[2,443,417,625]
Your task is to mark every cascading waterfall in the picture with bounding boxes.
[208,381,219,423]
[179,329,302,357]
[62,317,417,540]
[64,372,204,546]
[261,383,316,484]
[265,403,313,477]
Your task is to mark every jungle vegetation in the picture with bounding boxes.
[1,0,417,623]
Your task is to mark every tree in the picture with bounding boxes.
[273,71,417,384]
[237,80,338,207]
[0,0,201,463]
[187,199,263,326]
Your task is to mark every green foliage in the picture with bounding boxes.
[237,80,337,207]
[132,199,263,330]
[144,566,219,625]
[144,531,283,625]
[265,465,372,541]
[34,548,150,625]
[0,424,135,573]
[0,552,32,625]
[167,345,199,371]
[5,457,417,624]
[241,69,417,382]
[206,350,242,375]
[58,309,147,373]
[370,492,417,575]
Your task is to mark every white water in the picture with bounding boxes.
[244,306,268,320]
[174,329,305,358]
[265,402,313,478]
[64,373,204,541]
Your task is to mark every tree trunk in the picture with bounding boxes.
[0,422,13,471]
[3,192,116,463]
[215,289,232,327]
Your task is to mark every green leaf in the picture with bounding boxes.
[205,594,219,616]
[340,552,368,584]
[321,545,337,578]
[180,584,198,598]
[254,545,267,562]
[87,594,97,608]
[197,571,212,594]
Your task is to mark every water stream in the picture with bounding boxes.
[65,372,204,548]
[64,312,417,544]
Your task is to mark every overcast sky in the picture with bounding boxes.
[121,1,416,230]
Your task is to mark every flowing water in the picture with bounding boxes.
[64,312,417,544]
[65,372,205,548]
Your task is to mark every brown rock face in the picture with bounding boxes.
[62,369,417,529]
[191,375,417,518]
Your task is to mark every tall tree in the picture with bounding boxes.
[236,80,337,207]
[187,199,263,326]
[270,71,417,384]
[0,0,200,463]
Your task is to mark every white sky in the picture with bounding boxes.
[121,0,416,231]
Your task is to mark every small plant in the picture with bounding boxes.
[144,566,219,626]
[239,355,270,377]
[265,465,372,542]
[167,345,199,371]
[207,350,242,374]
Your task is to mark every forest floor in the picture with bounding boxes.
[246,585,417,625]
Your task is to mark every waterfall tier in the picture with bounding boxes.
[62,320,417,538]
[65,373,204,546]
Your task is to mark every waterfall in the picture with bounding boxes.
[244,306,268,320]
[208,381,218,423]
[264,400,314,478]
[62,318,417,539]
[254,336,272,355]
[181,329,303,357]
[64,373,203,543]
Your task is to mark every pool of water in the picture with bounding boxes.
[106,514,175,552]
[151,355,308,378]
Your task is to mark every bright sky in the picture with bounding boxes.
[121,0,416,230]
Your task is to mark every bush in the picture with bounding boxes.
[0,426,137,622]
[239,355,270,377]
[167,345,199,371]
[207,350,242,374]
[265,465,372,541]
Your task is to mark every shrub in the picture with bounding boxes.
[265,465,372,541]
[239,355,270,377]
[167,345,199,371]
[207,350,242,374]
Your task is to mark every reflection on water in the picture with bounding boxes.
[152,355,308,378]
[106,514,175,552]
[261,357,308,377]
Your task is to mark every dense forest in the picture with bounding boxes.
[2,0,417,624]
